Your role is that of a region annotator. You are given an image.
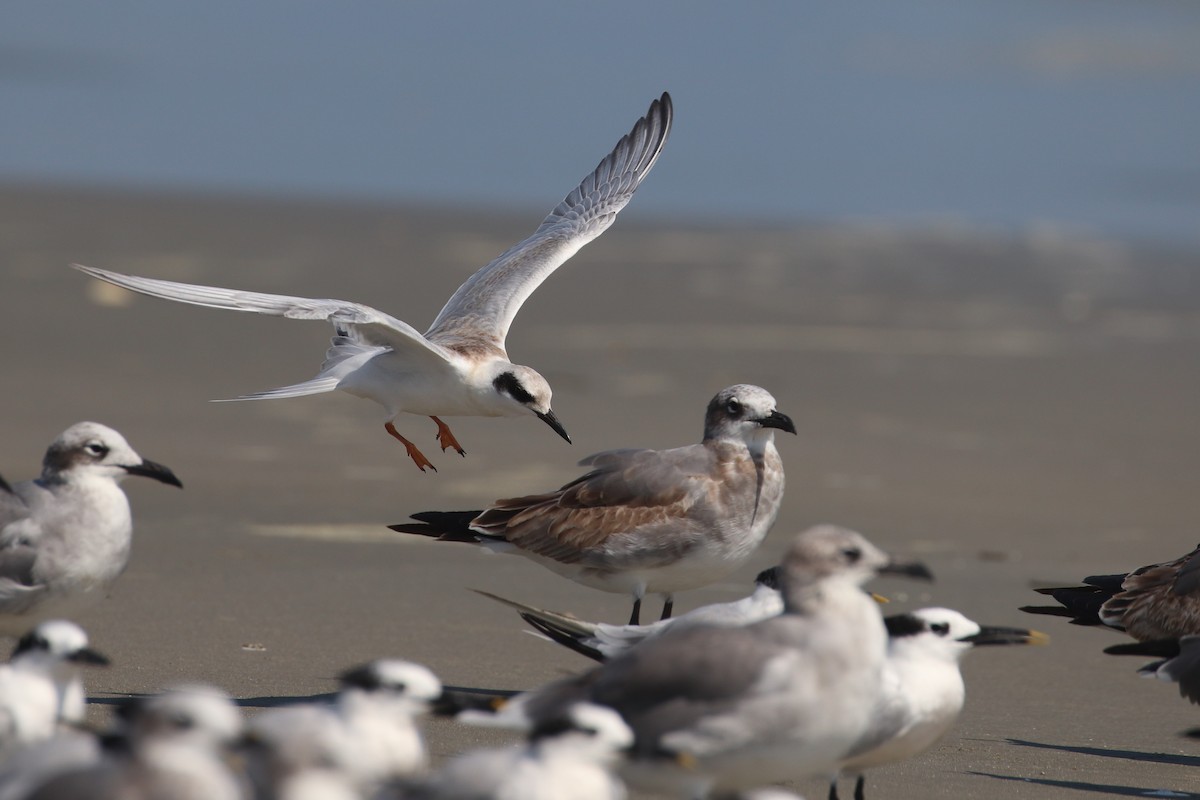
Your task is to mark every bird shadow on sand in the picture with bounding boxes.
[88,692,338,709]
[1005,738,1200,769]
[970,772,1198,798]
[91,684,516,711]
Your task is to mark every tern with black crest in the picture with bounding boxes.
[73,92,673,472]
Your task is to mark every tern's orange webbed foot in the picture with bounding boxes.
[385,422,437,473]
[431,416,466,457]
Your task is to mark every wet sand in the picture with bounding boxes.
[2,185,1199,797]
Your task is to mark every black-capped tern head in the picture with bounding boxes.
[338,659,443,711]
[886,608,1047,659]
[12,619,110,668]
[490,365,570,443]
[41,422,182,489]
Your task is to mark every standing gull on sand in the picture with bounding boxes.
[390,385,794,625]
[0,422,182,634]
[73,92,673,472]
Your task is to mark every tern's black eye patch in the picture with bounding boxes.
[493,372,535,405]
[884,613,926,638]
[931,622,951,636]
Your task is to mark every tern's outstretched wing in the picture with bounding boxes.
[425,92,673,354]
[71,264,455,376]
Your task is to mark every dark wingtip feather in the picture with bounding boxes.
[387,510,483,542]
[520,612,606,663]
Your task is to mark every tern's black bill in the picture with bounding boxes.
[960,626,1048,646]
[122,459,183,488]
[67,647,112,666]
[537,410,572,444]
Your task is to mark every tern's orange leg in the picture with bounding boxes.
[431,416,466,456]
[385,422,437,473]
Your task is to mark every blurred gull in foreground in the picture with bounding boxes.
[73,91,673,472]
[0,620,109,758]
[0,422,182,635]
[451,525,931,798]
[245,659,443,797]
[24,684,244,800]
[404,702,631,800]
[390,385,794,625]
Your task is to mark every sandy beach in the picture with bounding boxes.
[2,184,1199,797]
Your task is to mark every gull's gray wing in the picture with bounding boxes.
[424,93,673,354]
[71,264,454,368]
[0,541,46,616]
[469,442,747,569]
[524,622,790,758]
[0,476,31,531]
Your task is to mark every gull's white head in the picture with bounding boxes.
[11,619,110,668]
[780,525,934,592]
[40,422,182,489]
[702,384,796,445]
[488,364,570,444]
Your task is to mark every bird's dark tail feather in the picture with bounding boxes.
[520,613,607,663]
[387,510,483,542]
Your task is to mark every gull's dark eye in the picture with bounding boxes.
[931,622,951,636]
[841,547,862,564]
[84,442,109,458]
[725,399,742,416]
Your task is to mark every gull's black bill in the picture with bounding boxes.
[756,410,797,435]
[122,459,183,488]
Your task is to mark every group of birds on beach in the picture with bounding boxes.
[1,91,1197,798]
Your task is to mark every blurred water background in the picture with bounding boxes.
[2,0,1198,249]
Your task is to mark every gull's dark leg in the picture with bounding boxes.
[431,416,466,456]
[660,595,674,620]
[628,598,642,626]
[828,780,840,800]
[854,774,865,800]
[385,422,437,473]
